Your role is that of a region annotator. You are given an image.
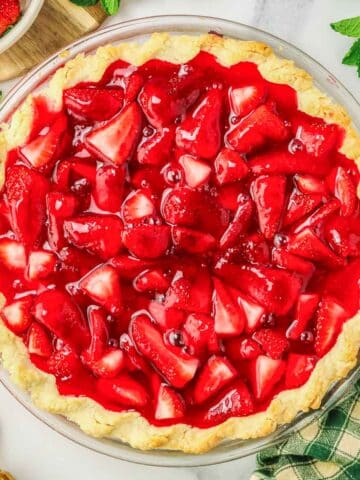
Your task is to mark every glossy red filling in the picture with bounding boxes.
[0,52,359,428]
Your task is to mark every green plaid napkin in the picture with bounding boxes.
[251,379,360,480]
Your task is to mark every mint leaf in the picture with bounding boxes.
[100,0,120,15]
[70,0,98,6]
[331,16,360,37]
[343,38,360,65]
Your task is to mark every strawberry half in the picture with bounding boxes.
[165,269,212,314]
[155,384,185,420]
[121,189,156,224]
[249,355,286,400]
[231,290,266,334]
[1,297,33,334]
[27,250,57,280]
[63,87,123,122]
[93,165,125,213]
[212,278,246,337]
[137,127,174,166]
[332,166,357,217]
[182,313,219,356]
[97,374,148,407]
[133,269,170,293]
[172,227,216,254]
[283,189,323,227]
[286,293,319,340]
[84,307,109,360]
[179,154,212,188]
[0,238,26,271]
[293,117,340,157]
[314,297,348,357]
[122,224,170,259]
[84,348,125,379]
[252,329,289,359]
[46,192,78,251]
[214,148,249,185]
[27,323,53,358]
[229,83,267,117]
[285,353,317,389]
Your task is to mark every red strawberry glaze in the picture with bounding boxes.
[0,52,359,428]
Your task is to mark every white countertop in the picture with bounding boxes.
[0,1,359,479]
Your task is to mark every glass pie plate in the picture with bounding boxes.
[0,15,359,467]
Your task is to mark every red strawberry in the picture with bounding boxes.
[0,0,20,35]
[182,313,219,356]
[46,192,78,251]
[19,115,68,170]
[229,83,267,117]
[251,175,286,239]
[63,214,123,260]
[214,148,249,185]
[110,255,157,280]
[1,297,33,334]
[176,89,223,159]
[122,224,170,259]
[231,289,266,334]
[137,127,174,166]
[285,354,317,389]
[0,238,26,271]
[332,166,357,217]
[121,189,156,224]
[226,337,262,361]
[85,348,125,378]
[179,154,211,188]
[314,297,348,357]
[286,293,319,340]
[124,72,144,103]
[6,165,50,247]
[161,187,203,226]
[133,269,170,293]
[63,87,123,122]
[27,323,53,357]
[293,117,339,157]
[85,102,142,164]
[219,196,253,248]
[217,183,246,211]
[283,189,323,226]
[249,355,286,400]
[53,158,97,192]
[165,270,212,314]
[148,301,185,331]
[193,355,237,404]
[293,199,340,234]
[33,289,89,351]
[97,374,148,407]
[119,333,149,372]
[84,307,109,360]
[325,216,360,257]
[48,346,83,380]
[93,165,125,213]
[294,174,327,195]
[79,264,122,315]
[252,329,289,359]
[27,250,56,280]
[155,384,185,420]
[237,232,270,264]
[172,227,216,254]
[212,278,246,337]
[272,247,315,276]
[130,315,199,388]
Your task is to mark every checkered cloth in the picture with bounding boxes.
[251,379,360,480]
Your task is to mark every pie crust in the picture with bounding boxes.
[0,33,359,454]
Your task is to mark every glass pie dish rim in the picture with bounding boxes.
[0,14,359,468]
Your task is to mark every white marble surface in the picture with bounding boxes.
[0,1,359,479]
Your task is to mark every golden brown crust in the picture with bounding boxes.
[0,33,359,454]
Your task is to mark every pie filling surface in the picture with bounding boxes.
[0,50,359,429]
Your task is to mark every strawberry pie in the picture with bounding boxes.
[0,33,359,453]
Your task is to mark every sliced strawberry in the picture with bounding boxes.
[130,315,199,388]
[193,355,237,404]
[294,117,339,157]
[0,238,26,271]
[93,165,125,213]
[133,269,170,293]
[27,323,53,357]
[48,346,83,380]
[110,255,157,280]
[176,89,223,159]
[33,289,89,351]
[46,192,78,251]
[212,278,246,337]
[179,154,211,188]
[63,87,123,122]
[219,196,253,248]
[148,301,185,331]
[84,307,109,360]
[251,175,286,239]
[325,216,360,257]
[122,224,170,259]
[294,174,327,195]
[237,232,270,264]
[249,355,286,400]
[214,148,249,185]
[19,115,68,170]
[27,250,56,280]
[333,166,357,217]
[229,83,267,117]
[137,127,174,166]
[252,329,289,359]
[231,290,266,334]
[172,227,216,254]
[1,297,33,334]
[161,187,203,226]
[182,313,219,356]
[165,269,212,314]
[226,337,262,361]
[119,333,149,372]
[155,384,185,420]
[53,158,97,192]
[286,293,319,340]
[85,349,125,378]
[283,189,323,226]
[272,247,315,275]
[314,297,348,357]
[285,354,317,389]
[6,165,50,247]
[79,264,122,315]
[63,214,123,260]
[121,189,156,224]
[85,102,142,165]
[293,199,340,234]
[124,72,144,103]
[97,374,148,407]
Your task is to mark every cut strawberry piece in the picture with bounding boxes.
[133,269,170,293]
[193,355,237,404]
[179,154,211,188]
[63,214,123,260]
[137,127,174,166]
[48,346,83,380]
[333,166,357,217]
[161,187,203,226]
[46,192,78,251]
[1,297,33,334]
[249,355,286,400]
[285,354,317,389]
[165,269,212,314]
[219,196,253,248]
[84,307,109,360]
[27,250,56,280]
[272,247,315,276]
[176,89,223,159]
[110,255,157,280]
[212,278,246,337]
[121,189,156,224]
[237,232,270,264]
[284,189,323,226]
[294,174,327,195]
[286,293,319,340]
[97,374,148,407]
[119,333,149,372]
[130,315,199,388]
[293,199,340,234]
[202,381,254,425]
[182,313,219,356]
[214,148,249,185]
[325,216,360,257]
[155,384,185,420]
[314,297,348,357]
[122,224,170,259]
[19,115,68,170]
[85,102,142,165]
[63,87,123,122]
[229,83,267,117]
[172,227,216,254]
[217,183,246,211]
[226,337,262,361]
[33,289,89,351]
[251,175,286,239]
[0,238,26,271]
[93,165,125,213]
[6,165,50,247]
[231,290,266,334]
[79,264,122,315]
[0,0,20,35]
[252,329,289,359]
[124,72,144,103]
[52,158,96,192]
[294,117,340,157]
[85,349,125,378]
[27,323,53,357]
[148,301,185,331]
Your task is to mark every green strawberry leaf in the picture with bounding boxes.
[100,0,120,15]
[342,38,360,65]
[331,16,360,37]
